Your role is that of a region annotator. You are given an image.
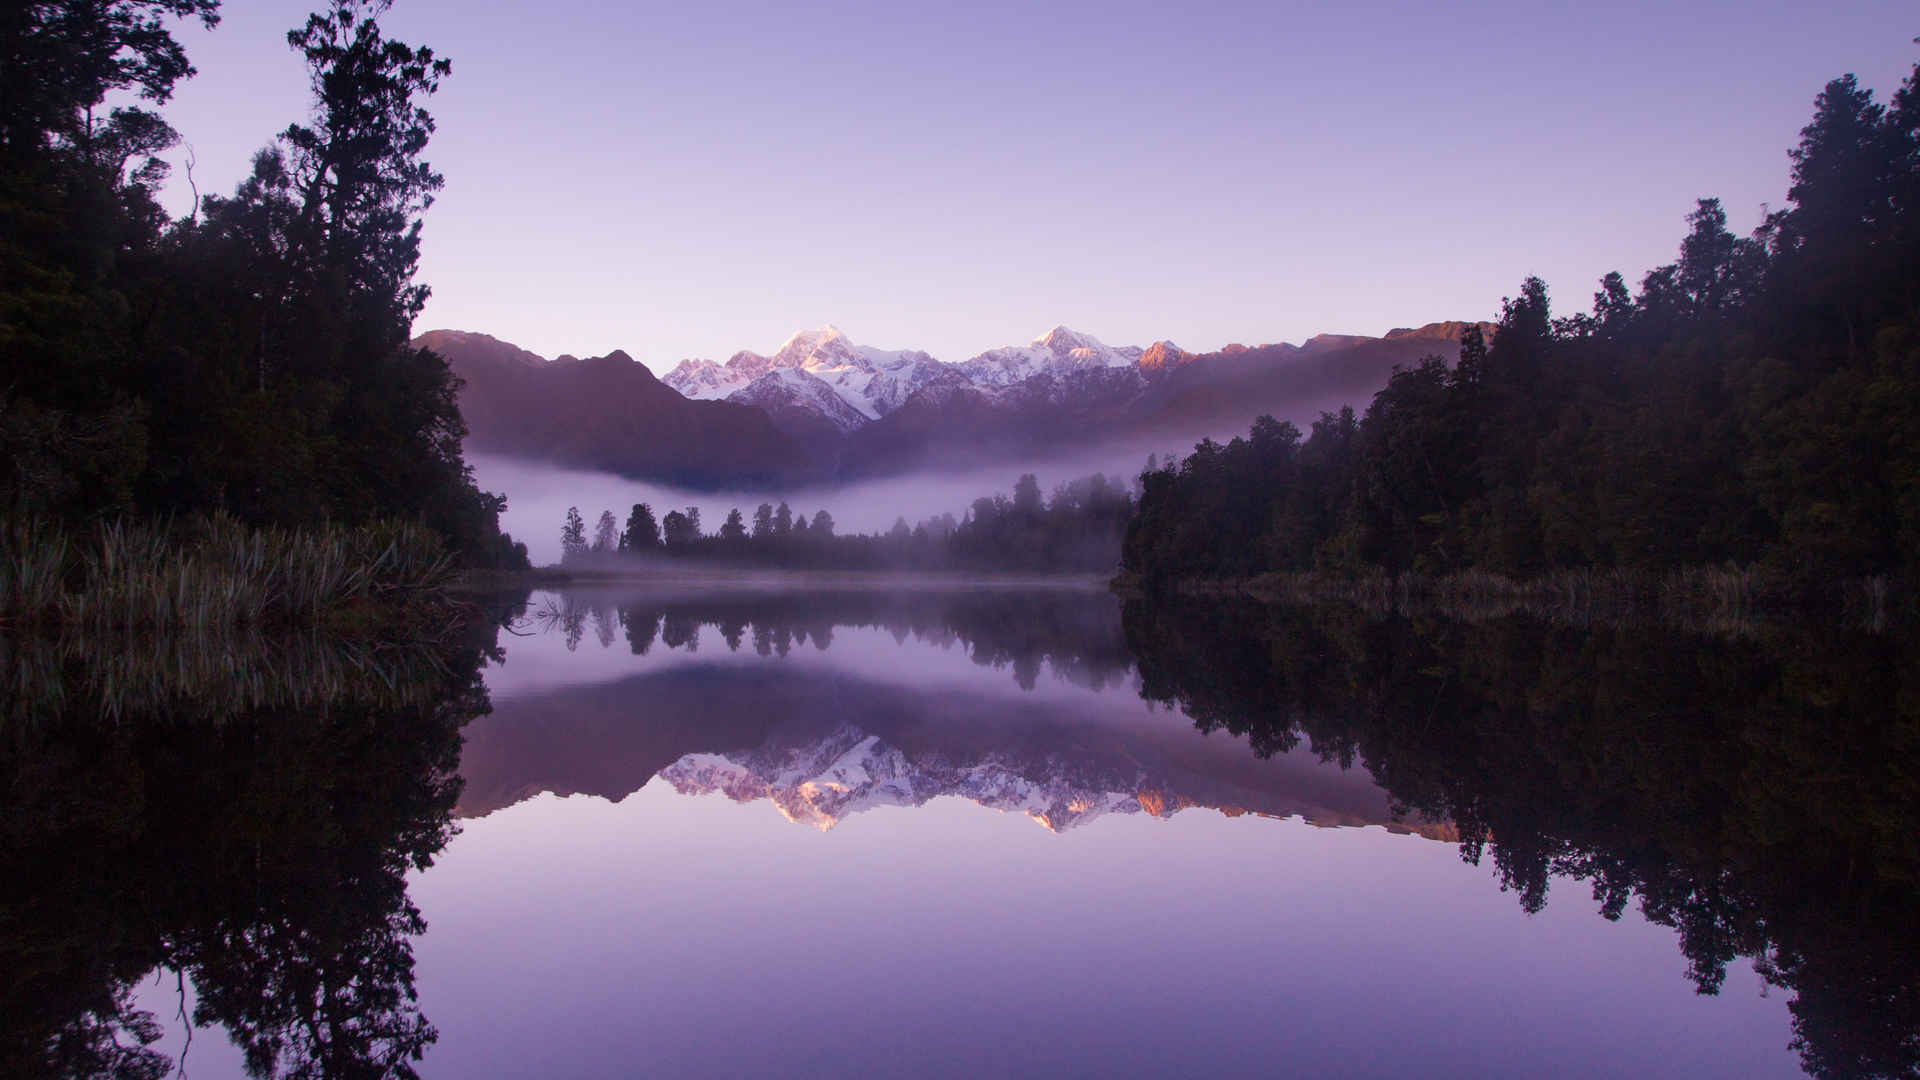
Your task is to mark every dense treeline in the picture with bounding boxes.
[1125,59,1920,586]
[558,472,1135,574]
[1123,597,1920,1080]
[0,0,527,568]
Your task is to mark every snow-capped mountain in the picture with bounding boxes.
[660,726,1169,834]
[430,320,1494,488]
[956,325,1145,387]
[728,367,872,435]
[663,326,945,422]
[661,324,1149,426]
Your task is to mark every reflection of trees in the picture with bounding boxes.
[0,629,490,1079]
[538,589,1137,693]
[1123,598,1920,1080]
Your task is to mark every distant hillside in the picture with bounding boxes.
[420,321,1493,487]
[1126,322,1499,442]
[418,330,819,489]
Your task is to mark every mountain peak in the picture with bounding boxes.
[778,325,848,352]
[1138,340,1191,372]
[1033,324,1092,350]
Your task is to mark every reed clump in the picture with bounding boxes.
[0,514,456,633]
[0,628,466,724]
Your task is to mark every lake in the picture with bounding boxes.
[6,584,1914,1078]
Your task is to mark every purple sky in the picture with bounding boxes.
[155,1,1916,367]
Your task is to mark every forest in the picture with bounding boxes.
[554,472,1135,574]
[0,0,529,577]
[1123,60,1920,588]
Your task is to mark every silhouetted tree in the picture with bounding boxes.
[1124,53,1920,587]
[0,0,523,566]
[620,502,659,553]
[661,509,694,552]
[560,507,586,563]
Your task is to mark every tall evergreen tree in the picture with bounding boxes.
[621,502,659,553]
[560,507,586,563]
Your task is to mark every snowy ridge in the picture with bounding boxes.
[661,324,1147,425]
[659,725,1164,834]
[956,325,1145,388]
[727,367,872,434]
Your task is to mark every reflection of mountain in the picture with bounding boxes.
[457,660,1452,840]
[659,719,1453,836]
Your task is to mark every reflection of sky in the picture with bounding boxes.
[485,588,1143,709]
[134,589,1806,1078]
[131,783,1802,1079]
[395,786,1797,1079]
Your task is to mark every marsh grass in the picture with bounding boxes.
[0,514,457,633]
[0,628,466,723]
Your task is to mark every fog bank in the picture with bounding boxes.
[472,447,1172,566]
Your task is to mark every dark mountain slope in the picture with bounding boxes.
[418,330,821,488]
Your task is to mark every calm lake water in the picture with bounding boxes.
[8,585,1916,1078]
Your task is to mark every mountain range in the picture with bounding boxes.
[456,663,1455,840]
[419,320,1493,488]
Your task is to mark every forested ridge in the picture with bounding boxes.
[1125,57,1920,587]
[0,0,527,568]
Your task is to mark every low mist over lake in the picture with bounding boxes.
[473,449,1160,566]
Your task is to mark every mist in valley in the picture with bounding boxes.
[466,360,1380,570]
[474,441,1193,567]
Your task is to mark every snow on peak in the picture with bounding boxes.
[663,323,1149,418]
[727,367,872,434]
[777,325,847,352]
[1033,324,1094,352]
[657,726,1150,834]
[957,326,1143,387]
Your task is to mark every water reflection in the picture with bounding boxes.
[1123,597,1920,1080]
[0,628,493,1080]
[465,587,1432,836]
[4,586,1914,1078]
[521,586,1135,692]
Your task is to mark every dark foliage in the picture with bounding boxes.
[565,472,1135,574]
[1124,597,1920,1080]
[0,0,527,568]
[0,623,495,1079]
[1125,58,1920,586]
[525,586,1134,693]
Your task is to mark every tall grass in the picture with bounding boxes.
[0,514,456,633]
[0,628,464,724]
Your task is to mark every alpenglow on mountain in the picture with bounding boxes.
[659,324,1152,426]
[422,320,1493,489]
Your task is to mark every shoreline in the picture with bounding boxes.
[454,566,1115,593]
[1109,567,1908,631]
